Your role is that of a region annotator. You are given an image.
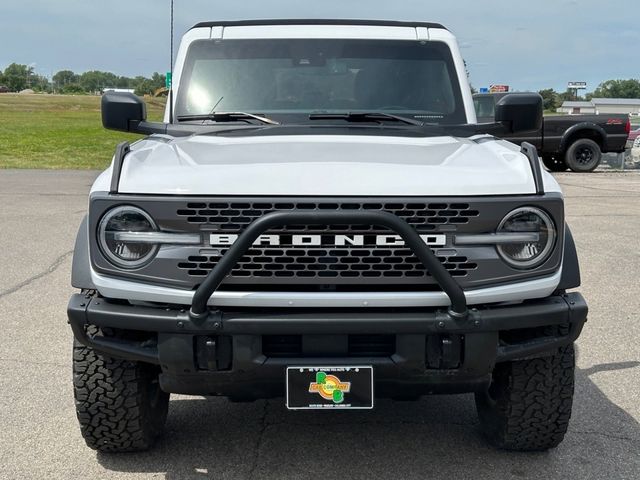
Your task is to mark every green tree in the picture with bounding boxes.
[61,84,86,95]
[31,74,50,92]
[52,70,79,88]
[5,67,170,95]
[538,88,559,111]
[2,63,32,92]
[134,76,155,96]
[132,73,167,96]
[557,89,584,103]
[462,60,477,95]
[150,72,166,90]
[79,70,117,93]
[592,79,640,99]
[114,76,134,89]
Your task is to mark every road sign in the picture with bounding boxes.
[568,82,587,90]
[166,72,172,89]
[479,87,490,94]
[489,85,509,93]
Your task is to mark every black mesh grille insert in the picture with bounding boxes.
[177,201,479,232]
[179,249,477,279]
[178,247,478,279]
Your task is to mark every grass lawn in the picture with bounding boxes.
[0,94,165,169]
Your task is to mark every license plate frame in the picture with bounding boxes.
[286,366,374,410]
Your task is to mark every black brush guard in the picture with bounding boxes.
[189,211,468,320]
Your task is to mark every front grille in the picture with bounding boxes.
[177,201,479,232]
[176,201,479,283]
[178,249,477,279]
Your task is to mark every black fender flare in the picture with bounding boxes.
[558,225,581,290]
[71,215,96,290]
[560,122,607,152]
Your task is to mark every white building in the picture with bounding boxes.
[558,98,640,115]
[591,98,640,115]
[102,88,135,95]
[557,101,595,115]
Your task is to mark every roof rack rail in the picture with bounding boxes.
[191,19,448,30]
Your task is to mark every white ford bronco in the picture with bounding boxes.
[68,19,587,452]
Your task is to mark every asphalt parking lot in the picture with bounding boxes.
[0,170,638,480]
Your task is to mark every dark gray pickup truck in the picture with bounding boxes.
[474,93,630,172]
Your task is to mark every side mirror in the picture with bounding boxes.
[495,93,543,134]
[101,92,147,132]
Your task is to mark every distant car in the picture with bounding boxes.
[626,127,640,149]
[474,92,630,172]
[630,128,640,164]
[0,85,10,93]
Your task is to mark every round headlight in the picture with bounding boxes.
[98,206,159,269]
[497,207,556,269]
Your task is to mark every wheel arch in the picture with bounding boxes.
[560,123,607,153]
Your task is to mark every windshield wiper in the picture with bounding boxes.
[308,112,424,127]
[177,112,279,125]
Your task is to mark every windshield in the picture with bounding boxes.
[175,39,466,125]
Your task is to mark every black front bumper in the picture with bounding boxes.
[68,292,587,399]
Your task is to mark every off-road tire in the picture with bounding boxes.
[565,138,602,172]
[73,328,169,452]
[541,155,568,172]
[475,343,575,451]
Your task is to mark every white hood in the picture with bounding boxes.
[104,134,559,196]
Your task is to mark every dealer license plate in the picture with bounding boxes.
[286,366,374,410]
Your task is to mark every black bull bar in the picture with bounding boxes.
[188,210,469,320]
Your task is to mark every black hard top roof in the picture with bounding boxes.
[192,19,447,30]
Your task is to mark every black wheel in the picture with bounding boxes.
[565,138,602,172]
[542,155,568,172]
[475,343,575,451]
[73,328,169,452]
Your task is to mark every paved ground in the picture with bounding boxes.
[0,170,638,480]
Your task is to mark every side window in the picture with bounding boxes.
[474,97,496,121]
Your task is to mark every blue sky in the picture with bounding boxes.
[2,0,638,93]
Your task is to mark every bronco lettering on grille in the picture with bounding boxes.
[209,234,447,247]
